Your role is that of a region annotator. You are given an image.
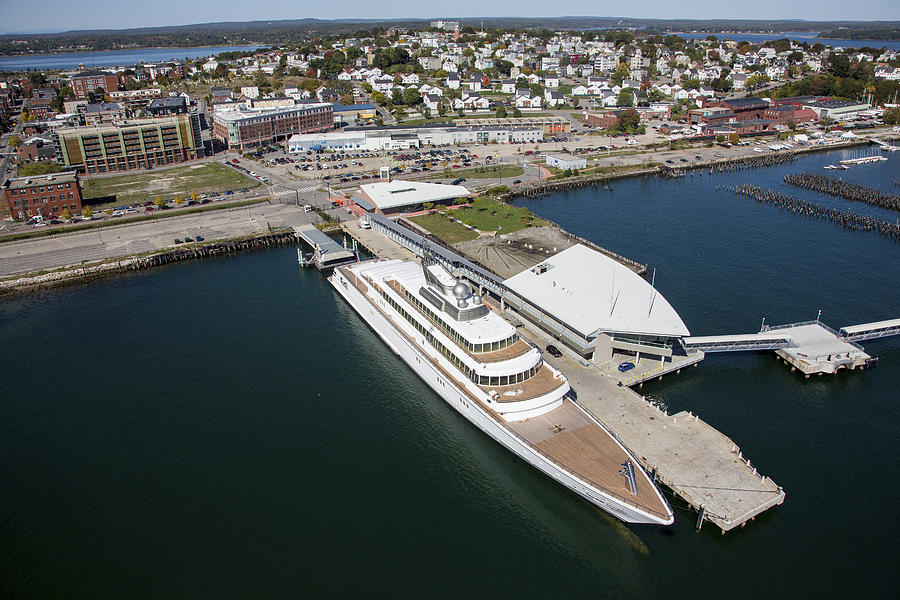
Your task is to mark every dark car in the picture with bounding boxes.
[545,344,562,358]
[618,361,636,372]
[184,236,194,243]
[174,238,184,244]
[665,160,674,164]
[512,179,522,185]
[450,177,466,185]
[195,235,204,242]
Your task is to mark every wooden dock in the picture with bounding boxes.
[512,319,785,533]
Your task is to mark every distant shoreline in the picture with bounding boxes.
[0,44,262,59]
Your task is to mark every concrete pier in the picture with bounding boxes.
[342,217,786,532]
[511,313,785,532]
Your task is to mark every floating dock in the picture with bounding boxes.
[684,318,898,377]
[839,155,887,165]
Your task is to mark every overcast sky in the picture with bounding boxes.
[2,1,898,34]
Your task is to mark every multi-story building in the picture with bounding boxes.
[212,103,333,149]
[83,102,127,125]
[69,71,119,99]
[1,171,83,221]
[56,114,204,174]
[146,97,188,116]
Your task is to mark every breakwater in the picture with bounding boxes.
[0,231,295,296]
[725,183,900,241]
[784,172,900,212]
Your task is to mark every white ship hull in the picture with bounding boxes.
[330,268,673,526]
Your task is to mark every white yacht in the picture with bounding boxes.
[330,255,674,526]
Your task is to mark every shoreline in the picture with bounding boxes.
[0,139,885,297]
[0,44,261,59]
[500,138,873,202]
[0,231,295,297]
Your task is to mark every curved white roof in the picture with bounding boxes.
[504,244,689,338]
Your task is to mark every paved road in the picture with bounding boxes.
[0,202,341,278]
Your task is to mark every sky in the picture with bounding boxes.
[1,0,898,34]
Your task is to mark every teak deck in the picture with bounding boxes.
[507,401,670,519]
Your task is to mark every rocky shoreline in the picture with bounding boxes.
[0,231,296,297]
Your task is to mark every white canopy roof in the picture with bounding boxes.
[504,244,690,339]
[360,179,470,211]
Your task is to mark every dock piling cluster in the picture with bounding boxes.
[784,172,900,212]
[725,183,900,241]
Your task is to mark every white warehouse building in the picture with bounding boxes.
[545,153,587,170]
[287,126,543,153]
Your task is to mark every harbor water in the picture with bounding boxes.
[0,45,264,71]
[1,148,898,598]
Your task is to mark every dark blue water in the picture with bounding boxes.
[1,148,898,598]
[677,32,900,51]
[0,45,263,71]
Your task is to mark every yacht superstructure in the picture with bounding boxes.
[330,256,674,525]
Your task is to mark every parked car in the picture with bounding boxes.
[617,361,636,372]
[545,345,562,358]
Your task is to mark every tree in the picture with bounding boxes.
[617,88,634,107]
[495,105,508,118]
[391,89,404,105]
[8,135,19,148]
[60,208,71,221]
[729,133,740,144]
[189,191,199,201]
[402,87,421,106]
[154,196,166,208]
[617,109,640,131]
[174,195,184,206]
[883,107,900,125]
[82,206,93,218]
[339,93,354,105]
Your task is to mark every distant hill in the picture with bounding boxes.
[2,17,899,56]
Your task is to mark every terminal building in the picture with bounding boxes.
[503,244,690,362]
[56,114,204,174]
[358,179,471,215]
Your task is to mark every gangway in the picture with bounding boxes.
[839,318,900,342]
[293,225,356,271]
[682,332,792,352]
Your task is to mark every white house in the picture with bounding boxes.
[446,73,460,89]
[401,73,420,84]
[202,60,219,72]
[545,90,564,107]
[423,94,442,112]
[515,94,543,109]
[240,86,260,99]
[500,80,516,94]
[544,74,560,88]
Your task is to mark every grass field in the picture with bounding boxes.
[412,196,546,242]
[437,165,524,180]
[82,162,260,206]
[408,212,480,244]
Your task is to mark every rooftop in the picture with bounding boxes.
[504,244,690,339]
[2,171,78,190]
[359,179,470,211]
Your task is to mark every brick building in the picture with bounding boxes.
[212,103,333,149]
[1,171,83,221]
[761,105,818,125]
[69,71,120,99]
[56,114,204,174]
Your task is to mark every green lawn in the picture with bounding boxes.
[437,165,524,180]
[450,196,546,235]
[82,162,260,206]
[409,212,480,244]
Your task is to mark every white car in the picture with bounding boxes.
[754,147,764,153]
